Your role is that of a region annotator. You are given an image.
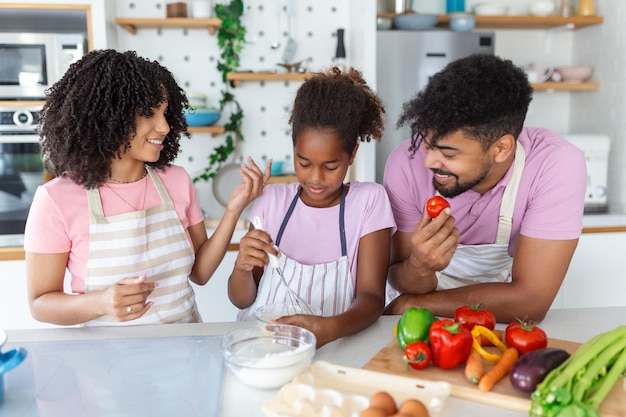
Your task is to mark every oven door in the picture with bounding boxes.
[0,133,43,239]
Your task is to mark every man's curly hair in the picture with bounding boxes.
[289,66,385,155]
[397,54,533,155]
[39,49,189,188]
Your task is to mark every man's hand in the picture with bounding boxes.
[408,206,459,273]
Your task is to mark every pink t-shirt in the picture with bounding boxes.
[383,127,587,256]
[24,165,204,293]
[249,181,397,283]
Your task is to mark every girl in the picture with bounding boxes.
[25,49,269,326]
[228,67,396,347]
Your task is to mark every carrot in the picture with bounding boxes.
[478,347,519,392]
[464,349,484,384]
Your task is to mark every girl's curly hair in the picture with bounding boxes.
[38,49,189,188]
[289,66,385,155]
[397,54,533,155]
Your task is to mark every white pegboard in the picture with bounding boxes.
[114,0,355,218]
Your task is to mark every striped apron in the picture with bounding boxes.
[84,166,200,326]
[436,143,526,289]
[238,186,354,321]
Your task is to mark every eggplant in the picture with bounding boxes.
[509,347,570,393]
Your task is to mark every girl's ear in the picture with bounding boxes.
[348,143,359,165]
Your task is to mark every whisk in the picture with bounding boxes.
[252,217,320,316]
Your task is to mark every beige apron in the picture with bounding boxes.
[436,144,526,289]
[238,186,354,321]
[385,144,526,302]
[84,166,200,326]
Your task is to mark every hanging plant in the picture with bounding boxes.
[194,0,246,182]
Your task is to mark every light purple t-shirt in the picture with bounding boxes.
[249,181,397,283]
[383,127,587,257]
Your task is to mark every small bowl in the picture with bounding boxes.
[184,107,221,127]
[222,323,316,389]
[392,13,439,30]
[473,1,509,15]
[449,12,475,32]
[253,302,323,323]
[270,160,284,176]
[554,66,593,82]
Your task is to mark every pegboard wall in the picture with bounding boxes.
[113,0,353,218]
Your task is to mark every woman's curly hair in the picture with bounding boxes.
[397,54,533,155]
[289,66,385,155]
[38,49,189,188]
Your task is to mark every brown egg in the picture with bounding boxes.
[369,391,398,415]
[398,398,430,417]
[359,407,388,417]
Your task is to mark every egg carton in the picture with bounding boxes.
[263,360,451,417]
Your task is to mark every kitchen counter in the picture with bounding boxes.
[4,307,625,417]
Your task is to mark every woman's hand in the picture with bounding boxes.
[226,156,271,214]
[101,275,157,321]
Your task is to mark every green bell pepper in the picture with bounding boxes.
[396,307,436,350]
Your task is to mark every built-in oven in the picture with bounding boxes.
[0,106,43,239]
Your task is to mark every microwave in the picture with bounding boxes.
[0,32,86,100]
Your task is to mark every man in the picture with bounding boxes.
[383,54,587,323]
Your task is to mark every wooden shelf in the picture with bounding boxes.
[267,174,297,184]
[378,13,603,29]
[115,17,221,35]
[0,100,45,108]
[187,125,225,137]
[532,81,599,91]
[226,72,310,86]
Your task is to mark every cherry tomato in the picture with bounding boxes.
[404,341,432,370]
[426,196,450,218]
[454,304,496,331]
[505,320,548,355]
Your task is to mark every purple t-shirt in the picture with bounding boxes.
[383,127,587,256]
[249,181,397,283]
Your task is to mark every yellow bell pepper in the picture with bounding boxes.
[471,325,507,363]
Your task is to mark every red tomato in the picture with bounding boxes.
[426,196,450,218]
[505,320,548,355]
[454,304,496,331]
[404,341,432,370]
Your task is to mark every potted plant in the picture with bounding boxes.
[193,0,246,182]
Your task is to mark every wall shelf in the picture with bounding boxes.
[267,175,297,184]
[0,100,45,108]
[115,17,221,35]
[226,72,310,86]
[377,13,603,30]
[187,126,225,137]
[531,81,599,91]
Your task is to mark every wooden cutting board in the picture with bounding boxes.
[363,337,625,416]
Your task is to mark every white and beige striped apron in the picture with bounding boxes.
[435,144,526,289]
[84,166,200,326]
[238,186,354,321]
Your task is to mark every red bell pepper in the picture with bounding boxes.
[429,319,473,370]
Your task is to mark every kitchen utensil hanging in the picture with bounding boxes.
[281,0,297,64]
[270,0,282,50]
[211,141,244,208]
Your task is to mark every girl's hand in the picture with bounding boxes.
[276,314,332,348]
[226,157,271,214]
[101,275,157,321]
[234,228,279,273]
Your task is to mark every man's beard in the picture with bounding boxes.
[432,160,493,198]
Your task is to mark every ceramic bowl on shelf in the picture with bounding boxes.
[553,66,594,82]
[184,107,221,127]
[529,0,556,16]
[221,323,316,389]
[449,12,475,32]
[392,13,439,30]
[473,1,509,15]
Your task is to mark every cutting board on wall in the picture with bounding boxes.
[363,337,625,417]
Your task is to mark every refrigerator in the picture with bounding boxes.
[375,30,495,182]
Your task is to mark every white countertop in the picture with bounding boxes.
[4,307,625,417]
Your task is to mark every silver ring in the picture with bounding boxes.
[126,305,132,314]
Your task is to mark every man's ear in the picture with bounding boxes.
[492,134,516,163]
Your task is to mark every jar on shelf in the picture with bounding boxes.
[576,0,596,16]
[558,0,574,17]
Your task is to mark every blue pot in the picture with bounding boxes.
[0,347,28,404]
